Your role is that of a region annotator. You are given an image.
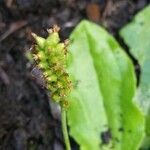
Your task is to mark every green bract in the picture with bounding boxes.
[32,26,72,108]
[67,20,145,150]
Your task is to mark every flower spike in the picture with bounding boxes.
[32,25,72,108]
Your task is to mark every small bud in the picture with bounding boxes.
[47,75,57,82]
[46,32,60,46]
[32,33,45,49]
[43,71,52,78]
[57,81,63,88]
[64,39,70,46]
[47,28,53,34]
[52,94,61,103]
[33,54,39,61]
[56,43,65,51]
[37,51,45,60]
[38,62,48,69]
[53,25,60,32]
[61,100,69,109]
[60,89,66,97]
[47,84,57,92]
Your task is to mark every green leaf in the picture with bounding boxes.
[67,20,144,150]
[120,6,150,149]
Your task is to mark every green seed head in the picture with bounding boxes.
[32,25,72,108]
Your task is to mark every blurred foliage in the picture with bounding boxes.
[120,5,150,149]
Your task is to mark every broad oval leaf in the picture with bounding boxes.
[120,5,150,149]
[67,20,144,150]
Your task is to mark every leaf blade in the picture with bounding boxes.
[67,20,144,150]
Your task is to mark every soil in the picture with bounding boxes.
[0,0,149,149]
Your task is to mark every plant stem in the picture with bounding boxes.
[61,108,71,150]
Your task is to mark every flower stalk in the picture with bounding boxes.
[32,25,72,150]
